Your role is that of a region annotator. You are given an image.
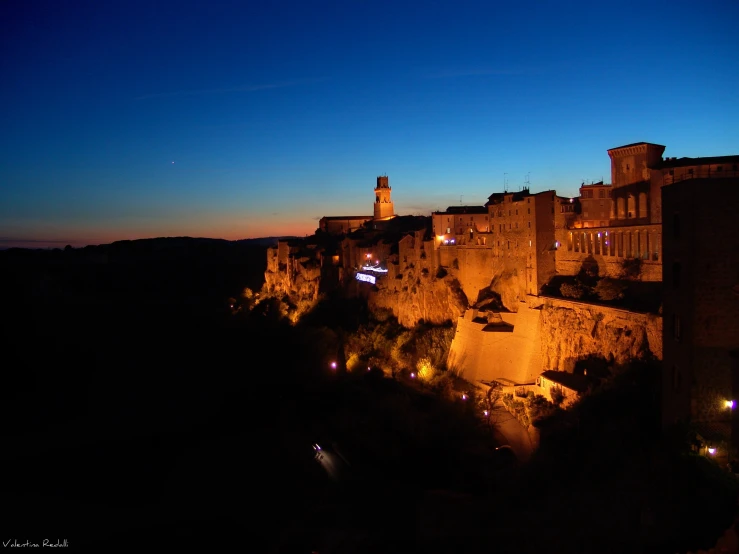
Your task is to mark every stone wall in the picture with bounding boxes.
[536,297,662,371]
[555,251,662,281]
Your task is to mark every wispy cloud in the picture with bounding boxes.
[424,67,541,79]
[135,78,327,100]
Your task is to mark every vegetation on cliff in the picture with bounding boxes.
[544,257,662,313]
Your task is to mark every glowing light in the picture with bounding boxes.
[330,362,337,369]
[366,253,371,259]
[356,273,376,284]
[726,400,735,409]
[461,394,467,400]
[709,447,717,455]
[410,372,416,379]
[483,410,489,417]
[416,358,436,382]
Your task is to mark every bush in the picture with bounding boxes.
[594,278,626,301]
[560,282,587,299]
[621,257,642,280]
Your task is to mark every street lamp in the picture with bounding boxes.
[708,447,717,455]
[725,400,735,409]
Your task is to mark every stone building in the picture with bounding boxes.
[432,205,490,242]
[661,177,739,456]
[318,215,373,235]
[577,181,612,228]
[266,142,739,444]
[373,175,395,221]
[318,176,396,235]
[486,189,559,297]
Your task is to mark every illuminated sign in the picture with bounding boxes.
[361,264,388,273]
[356,272,376,285]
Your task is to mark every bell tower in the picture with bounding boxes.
[374,176,394,220]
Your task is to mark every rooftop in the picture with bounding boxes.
[435,205,488,215]
[659,155,739,168]
[540,370,591,393]
[607,141,666,152]
[320,215,373,221]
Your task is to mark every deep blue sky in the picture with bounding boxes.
[1,0,737,247]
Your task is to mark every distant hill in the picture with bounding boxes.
[0,235,300,253]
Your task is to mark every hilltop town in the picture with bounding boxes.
[260,141,739,463]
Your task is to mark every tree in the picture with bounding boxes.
[550,386,565,406]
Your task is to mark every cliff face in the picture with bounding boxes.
[369,273,467,328]
[262,245,322,321]
[538,298,662,372]
[440,246,527,312]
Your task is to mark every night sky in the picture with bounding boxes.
[2,0,737,248]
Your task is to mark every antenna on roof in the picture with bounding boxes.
[459,195,463,205]
[503,172,508,193]
[524,172,531,190]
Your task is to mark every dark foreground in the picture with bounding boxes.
[2,239,737,553]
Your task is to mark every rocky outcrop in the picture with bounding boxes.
[488,271,524,312]
[369,274,467,328]
[262,244,323,321]
[538,298,662,372]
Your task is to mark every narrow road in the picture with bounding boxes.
[490,400,534,463]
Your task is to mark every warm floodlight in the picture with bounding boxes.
[725,400,735,409]
[708,447,717,455]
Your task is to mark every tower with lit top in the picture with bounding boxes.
[374,176,394,220]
